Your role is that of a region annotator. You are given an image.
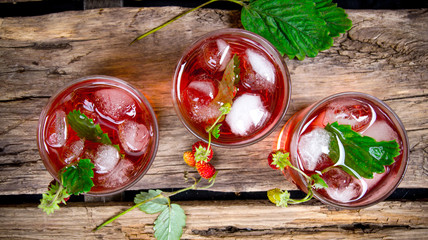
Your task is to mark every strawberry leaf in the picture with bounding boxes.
[154,203,186,240]
[241,0,333,60]
[67,110,112,145]
[212,54,240,106]
[38,181,70,215]
[62,159,95,195]
[314,0,352,38]
[135,190,168,214]
[325,122,400,179]
[271,150,290,171]
[267,188,290,207]
[310,174,328,190]
[211,124,221,139]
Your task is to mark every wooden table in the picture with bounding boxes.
[0,6,427,239]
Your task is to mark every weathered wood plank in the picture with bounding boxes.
[0,200,426,239]
[0,8,427,195]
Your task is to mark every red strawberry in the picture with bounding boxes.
[267,151,279,170]
[183,151,196,167]
[195,161,216,179]
[192,141,213,162]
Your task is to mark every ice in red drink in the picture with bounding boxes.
[276,92,408,208]
[173,29,291,147]
[37,76,159,195]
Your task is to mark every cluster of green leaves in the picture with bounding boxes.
[95,176,217,240]
[39,159,94,214]
[131,0,352,60]
[39,110,116,214]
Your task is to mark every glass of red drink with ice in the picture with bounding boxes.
[172,28,291,147]
[276,92,408,208]
[37,76,159,195]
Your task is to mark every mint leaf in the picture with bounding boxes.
[241,0,333,60]
[212,54,240,106]
[154,204,186,240]
[62,159,95,195]
[314,0,352,38]
[311,174,328,190]
[325,122,400,179]
[135,190,168,214]
[38,181,70,215]
[67,110,112,145]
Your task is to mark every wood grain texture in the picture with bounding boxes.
[0,200,426,239]
[0,7,427,195]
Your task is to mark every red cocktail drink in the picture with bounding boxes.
[173,29,291,147]
[276,92,408,208]
[37,76,158,195]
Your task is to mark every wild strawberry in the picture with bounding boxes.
[267,151,279,170]
[192,141,213,163]
[195,161,216,179]
[183,151,196,167]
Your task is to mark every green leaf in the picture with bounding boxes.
[271,150,290,171]
[67,110,113,145]
[135,190,168,214]
[325,122,400,179]
[38,181,70,215]
[154,203,186,240]
[62,159,95,195]
[314,0,352,38]
[211,124,221,139]
[241,0,333,60]
[267,188,290,207]
[194,145,211,163]
[212,54,240,106]
[310,174,328,190]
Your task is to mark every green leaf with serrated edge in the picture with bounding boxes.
[211,54,240,107]
[67,110,112,145]
[62,159,95,195]
[314,0,352,38]
[38,181,70,215]
[212,124,221,139]
[134,190,168,214]
[271,150,290,171]
[241,0,333,60]
[325,122,400,179]
[310,174,328,190]
[267,188,290,207]
[154,203,186,240]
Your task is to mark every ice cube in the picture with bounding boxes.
[323,168,364,203]
[98,159,134,188]
[362,120,399,142]
[119,120,150,153]
[46,110,68,148]
[201,39,232,73]
[225,93,270,136]
[94,89,136,122]
[298,128,331,171]
[241,49,276,92]
[182,77,220,124]
[64,139,84,164]
[93,144,120,174]
[322,99,375,132]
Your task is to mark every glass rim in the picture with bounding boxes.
[291,91,409,209]
[172,28,291,148]
[37,75,159,196]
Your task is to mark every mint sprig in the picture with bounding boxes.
[325,122,400,179]
[38,181,70,215]
[130,0,352,60]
